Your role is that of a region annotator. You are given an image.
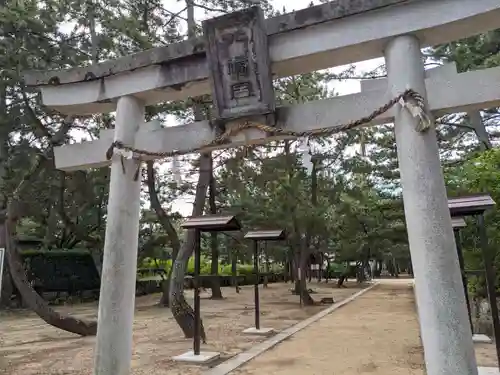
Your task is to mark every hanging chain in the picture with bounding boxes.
[105,89,429,163]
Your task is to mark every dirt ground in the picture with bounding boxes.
[0,281,365,375]
[231,279,426,375]
[475,342,499,367]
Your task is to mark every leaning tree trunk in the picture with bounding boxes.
[0,82,15,308]
[168,0,210,339]
[169,152,211,339]
[2,147,98,335]
[208,161,223,299]
[146,161,181,307]
[3,218,97,335]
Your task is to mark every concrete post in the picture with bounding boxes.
[385,35,477,375]
[468,111,492,150]
[93,95,144,375]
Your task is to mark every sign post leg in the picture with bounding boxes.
[479,214,500,368]
[0,245,4,300]
[454,228,473,332]
[193,228,201,356]
[385,35,477,375]
[254,240,260,330]
[93,95,144,375]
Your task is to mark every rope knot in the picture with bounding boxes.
[106,141,122,160]
[106,140,135,161]
[400,89,432,132]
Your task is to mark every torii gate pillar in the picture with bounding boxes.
[93,96,144,375]
[386,35,477,375]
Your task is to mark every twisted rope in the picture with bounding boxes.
[105,89,430,162]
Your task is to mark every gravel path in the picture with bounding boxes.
[231,280,425,375]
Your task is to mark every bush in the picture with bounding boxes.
[21,249,100,293]
[139,257,283,277]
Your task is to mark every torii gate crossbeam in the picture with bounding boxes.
[24,0,500,115]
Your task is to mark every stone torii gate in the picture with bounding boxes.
[23,1,500,375]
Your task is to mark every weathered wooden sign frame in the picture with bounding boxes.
[203,6,275,123]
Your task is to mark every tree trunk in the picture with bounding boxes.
[90,250,103,277]
[208,161,223,299]
[307,160,317,287]
[392,257,399,278]
[3,220,97,335]
[168,0,210,339]
[293,248,300,294]
[284,260,290,283]
[325,257,330,283]
[230,247,240,293]
[160,278,171,306]
[299,237,314,306]
[2,149,98,335]
[83,0,102,281]
[263,245,269,288]
[285,139,314,306]
[337,275,347,288]
[374,260,382,278]
[318,253,324,282]
[146,161,181,307]
[0,77,12,308]
[169,153,211,340]
[209,233,223,299]
[292,240,313,305]
[356,261,364,283]
[0,259,14,308]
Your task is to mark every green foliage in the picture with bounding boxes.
[327,262,346,273]
[139,257,283,276]
[427,33,500,297]
[432,30,500,72]
[444,149,500,295]
[429,30,500,156]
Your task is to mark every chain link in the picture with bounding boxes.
[105,89,428,162]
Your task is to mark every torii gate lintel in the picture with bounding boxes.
[23,0,500,115]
